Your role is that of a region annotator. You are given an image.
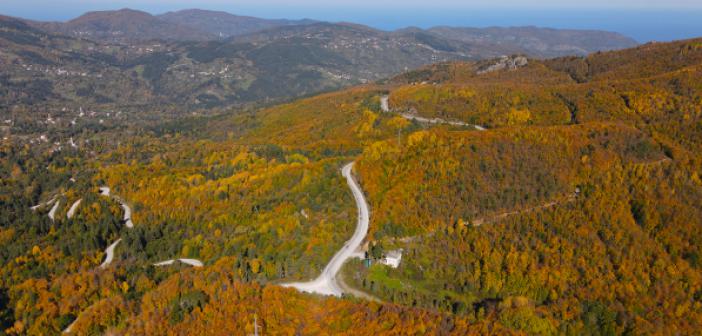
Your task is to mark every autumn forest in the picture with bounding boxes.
[1,19,702,335]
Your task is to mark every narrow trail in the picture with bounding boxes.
[468,157,672,226]
[337,271,381,302]
[283,162,370,297]
[380,95,486,131]
[395,192,579,245]
[472,194,576,226]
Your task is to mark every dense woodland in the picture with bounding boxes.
[346,38,702,334]
[0,38,701,334]
[355,123,666,237]
[350,133,701,334]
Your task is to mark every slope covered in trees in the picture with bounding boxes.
[341,37,702,334]
[1,37,701,335]
[67,263,516,335]
[349,129,701,333]
[355,123,667,237]
[387,39,702,130]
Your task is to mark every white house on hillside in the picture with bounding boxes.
[381,249,403,268]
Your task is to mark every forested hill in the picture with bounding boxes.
[387,38,702,127]
[1,31,701,335]
[350,38,702,334]
[157,9,319,38]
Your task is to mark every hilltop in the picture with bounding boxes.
[158,9,318,38]
[26,9,215,43]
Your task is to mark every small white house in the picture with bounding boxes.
[381,249,403,268]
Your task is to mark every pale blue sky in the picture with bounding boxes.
[1,0,701,42]
[5,0,701,9]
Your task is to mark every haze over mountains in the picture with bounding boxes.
[427,26,637,58]
[158,9,319,38]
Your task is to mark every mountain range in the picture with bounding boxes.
[19,8,637,56]
[158,9,319,38]
[0,9,639,112]
[25,8,319,43]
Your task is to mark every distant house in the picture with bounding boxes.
[381,249,403,268]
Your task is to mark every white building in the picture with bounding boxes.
[381,249,403,268]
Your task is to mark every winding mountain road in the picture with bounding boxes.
[99,239,121,269]
[65,186,181,333]
[283,162,369,297]
[120,202,134,228]
[153,258,204,267]
[380,95,390,112]
[30,195,57,211]
[48,199,61,222]
[66,199,82,219]
[99,187,110,197]
[381,95,486,131]
[99,186,134,228]
[63,319,77,334]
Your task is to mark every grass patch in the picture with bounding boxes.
[367,264,404,291]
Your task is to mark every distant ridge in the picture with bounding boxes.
[26,8,214,43]
[17,7,637,56]
[158,9,317,38]
[0,8,643,111]
[428,26,638,58]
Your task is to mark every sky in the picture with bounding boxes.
[1,0,701,42]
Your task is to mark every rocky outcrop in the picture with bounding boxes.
[477,55,528,74]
